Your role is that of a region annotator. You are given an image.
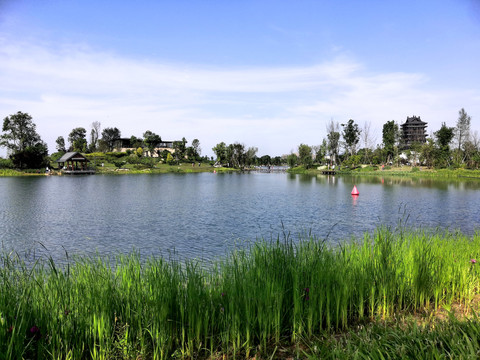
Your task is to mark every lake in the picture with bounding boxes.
[1,173,480,263]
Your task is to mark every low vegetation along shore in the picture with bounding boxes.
[3,163,480,180]
[289,164,480,179]
[2,228,480,359]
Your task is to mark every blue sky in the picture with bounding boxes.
[1,0,479,157]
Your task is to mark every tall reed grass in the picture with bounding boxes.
[0,227,480,358]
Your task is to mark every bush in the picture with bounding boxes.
[0,158,14,169]
[106,152,127,158]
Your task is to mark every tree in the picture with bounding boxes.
[326,120,340,165]
[68,127,87,152]
[191,139,201,157]
[259,155,271,166]
[361,121,375,164]
[298,144,313,168]
[245,146,258,167]
[56,136,66,153]
[102,127,121,152]
[286,153,297,168]
[212,142,228,164]
[341,119,361,157]
[130,135,143,149]
[419,138,436,168]
[89,121,101,152]
[175,137,188,160]
[0,111,49,168]
[231,142,246,168]
[455,108,471,151]
[187,138,202,161]
[453,108,471,165]
[435,122,455,149]
[143,131,162,157]
[434,122,455,168]
[166,152,174,165]
[382,120,399,163]
[315,139,328,164]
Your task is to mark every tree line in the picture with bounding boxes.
[0,112,206,169]
[1,109,478,170]
[286,108,479,170]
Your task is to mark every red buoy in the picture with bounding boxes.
[351,185,359,196]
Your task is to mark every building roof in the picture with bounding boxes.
[401,116,427,127]
[57,152,89,163]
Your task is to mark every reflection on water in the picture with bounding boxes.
[0,173,479,262]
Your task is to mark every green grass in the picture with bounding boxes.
[344,166,480,179]
[0,169,47,177]
[1,227,480,358]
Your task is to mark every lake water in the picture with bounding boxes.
[1,173,480,263]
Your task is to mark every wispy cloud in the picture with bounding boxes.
[1,37,479,156]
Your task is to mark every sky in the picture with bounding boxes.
[1,0,480,158]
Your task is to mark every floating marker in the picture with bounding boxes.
[351,185,359,196]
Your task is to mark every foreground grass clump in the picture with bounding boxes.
[1,228,480,359]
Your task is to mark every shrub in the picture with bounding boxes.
[106,151,127,158]
[0,158,14,169]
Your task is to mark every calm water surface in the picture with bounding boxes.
[1,173,479,262]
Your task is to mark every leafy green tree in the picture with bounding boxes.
[56,136,66,153]
[272,156,283,166]
[68,127,87,152]
[173,137,187,161]
[434,122,455,168]
[259,155,271,166]
[130,135,143,149]
[143,131,162,157]
[286,153,297,168]
[298,144,313,168]
[382,120,399,163]
[191,139,201,157]
[212,142,228,164]
[101,127,121,152]
[342,154,361,168]
[341,119,361,157]
[245,146,258,167]
[0,111,49,168]
[231,143,245,168]
[315,139,327,164]
[435,122,455,149]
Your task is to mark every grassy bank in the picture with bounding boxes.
[289,165,480,179]
[0,169,48,177]
[94,163,236,174]
[0,164,237,177]
[1,228,480,358]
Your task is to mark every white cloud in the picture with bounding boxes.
[1,37,479,157]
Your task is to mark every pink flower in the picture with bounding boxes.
[471,259,477,264]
